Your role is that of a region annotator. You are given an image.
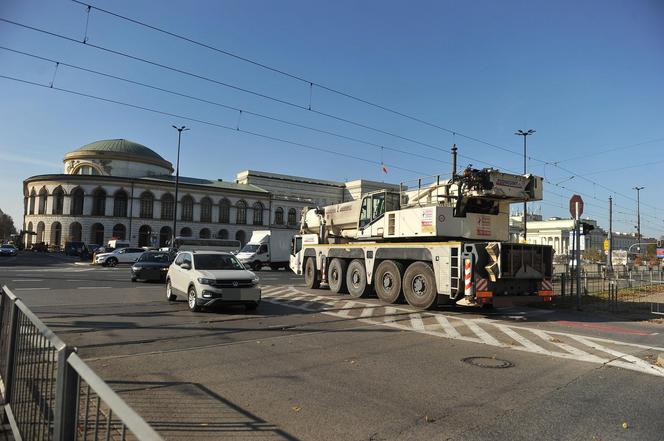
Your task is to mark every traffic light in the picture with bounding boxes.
[581,222,594,235]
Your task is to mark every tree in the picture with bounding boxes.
[0,209,17,240]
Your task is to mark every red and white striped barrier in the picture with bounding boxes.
[464,258,473,296]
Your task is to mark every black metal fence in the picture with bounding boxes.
[0,285,163,441]
[553,269,664,312]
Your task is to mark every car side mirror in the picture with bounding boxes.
[181,263,191,270]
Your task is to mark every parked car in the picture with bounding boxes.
[31,242,48,252]
[64,241,86,256]
[165,251,260,312]
[0,244,18,257]
[131,251,175,282]
[95,247,146,267]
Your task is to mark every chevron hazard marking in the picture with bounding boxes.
[260,285,664,377]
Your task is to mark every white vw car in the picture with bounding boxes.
[95,247,146,267]
[165,251,261,312]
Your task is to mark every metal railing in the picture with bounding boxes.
[0,285,163,441]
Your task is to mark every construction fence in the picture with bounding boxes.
[0,285,163,441]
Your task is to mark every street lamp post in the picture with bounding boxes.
[633,186,644,254]
[172,125,189,246]
[515,129,535,242]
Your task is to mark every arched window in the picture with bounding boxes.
[138,225,152,247]
[252,202,264,226]
[69,222,82,242]
[36,221,45,243]
[90,223,104,245]
[200,197,212,223]
[52,187,65,215]
[159,226,172,247]
[235,230,246,246]
[199,228,211,239]
[236,200,247,225]
[219,198,230,223]
[38,187,48,215]
[113,190,128,217]
[180,227,192,237]
[70,188,84,216]
[161,193,174,220]
[26,222,33,246]
[139,191,154,219]
[50,222,62,247]
[287,208,297,226]
[274,207,284,225]
[112,224,126,240]
[28,189,36,215]
[181,195,194,221]
[217,229,228,239]
[91,188,106,216]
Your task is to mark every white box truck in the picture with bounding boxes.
[237,230,294,271]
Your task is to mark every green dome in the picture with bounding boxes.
[73,139,166,161]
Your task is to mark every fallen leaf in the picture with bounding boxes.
[425,415,435,423]
[622,422,628,429]
[292,405,301,412]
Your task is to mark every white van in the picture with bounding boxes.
[236,230,293,271]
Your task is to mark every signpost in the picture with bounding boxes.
[569,195,583,310]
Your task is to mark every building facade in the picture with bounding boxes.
[23,139,398,249]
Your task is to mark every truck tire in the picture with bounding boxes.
[251,261,262,271]
[304,257,320,289]
[375,260,404,304]
[328,258,348,294]
[346,259,371,298]
[403,261,437,309]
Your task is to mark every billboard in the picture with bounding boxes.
[657,248,664,259]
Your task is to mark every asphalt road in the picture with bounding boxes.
[1,252,664,440]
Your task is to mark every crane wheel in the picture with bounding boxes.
[328,258,348,294]
[375,260,404,304]
[304,257,320,289]
[403,262,437,309]
[346,259,372,298]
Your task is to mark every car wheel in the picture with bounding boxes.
[166,280,176,301]
[188,286,201,312]
[246,301,259,311]
[107,257,118,267]
[131,277,137,282]
[328,258,348,294]
[375,260,404,304]
[403,261,437,309]
[346,259,371,298]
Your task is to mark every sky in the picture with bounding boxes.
[0,0,663,237]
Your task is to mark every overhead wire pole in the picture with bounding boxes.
[634,186,644,254]
[607,196,613,271]
[172,125,189,246]
[515,129,535,242]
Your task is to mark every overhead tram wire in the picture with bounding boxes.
[66,0,662,210]
[0,73,425,176]
[1,16,658,216]
[0,17,508,172]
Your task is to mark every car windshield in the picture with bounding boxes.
[1,245,14,249]
[194,254,244,270]
[240,244,260,253]
[138,252,172,263]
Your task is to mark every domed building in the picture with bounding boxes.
[23,139,396,249]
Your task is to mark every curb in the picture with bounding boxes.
[73,262,93,266]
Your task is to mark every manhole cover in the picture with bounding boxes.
[461,356,514,369]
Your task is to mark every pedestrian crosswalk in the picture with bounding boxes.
[261,285,664,378]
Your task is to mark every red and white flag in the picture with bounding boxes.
[381,163,388,174]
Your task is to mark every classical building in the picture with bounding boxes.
[23,139,397,249]
[510,215,606,256]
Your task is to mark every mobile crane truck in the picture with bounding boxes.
[289,147,554,309]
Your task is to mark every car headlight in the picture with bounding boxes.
[197,278,215,285]
[251,277,260,285]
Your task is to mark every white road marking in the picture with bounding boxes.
[14,287,50,291]
[76,286,112,290]
[11,279,43,282]
[262,286,664,377]
[465,321,502,347]
[495,324,550,354]
[434,315,462,338]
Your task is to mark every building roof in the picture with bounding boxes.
[70,139,167,161]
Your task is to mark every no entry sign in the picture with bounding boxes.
[569,194,584,219]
